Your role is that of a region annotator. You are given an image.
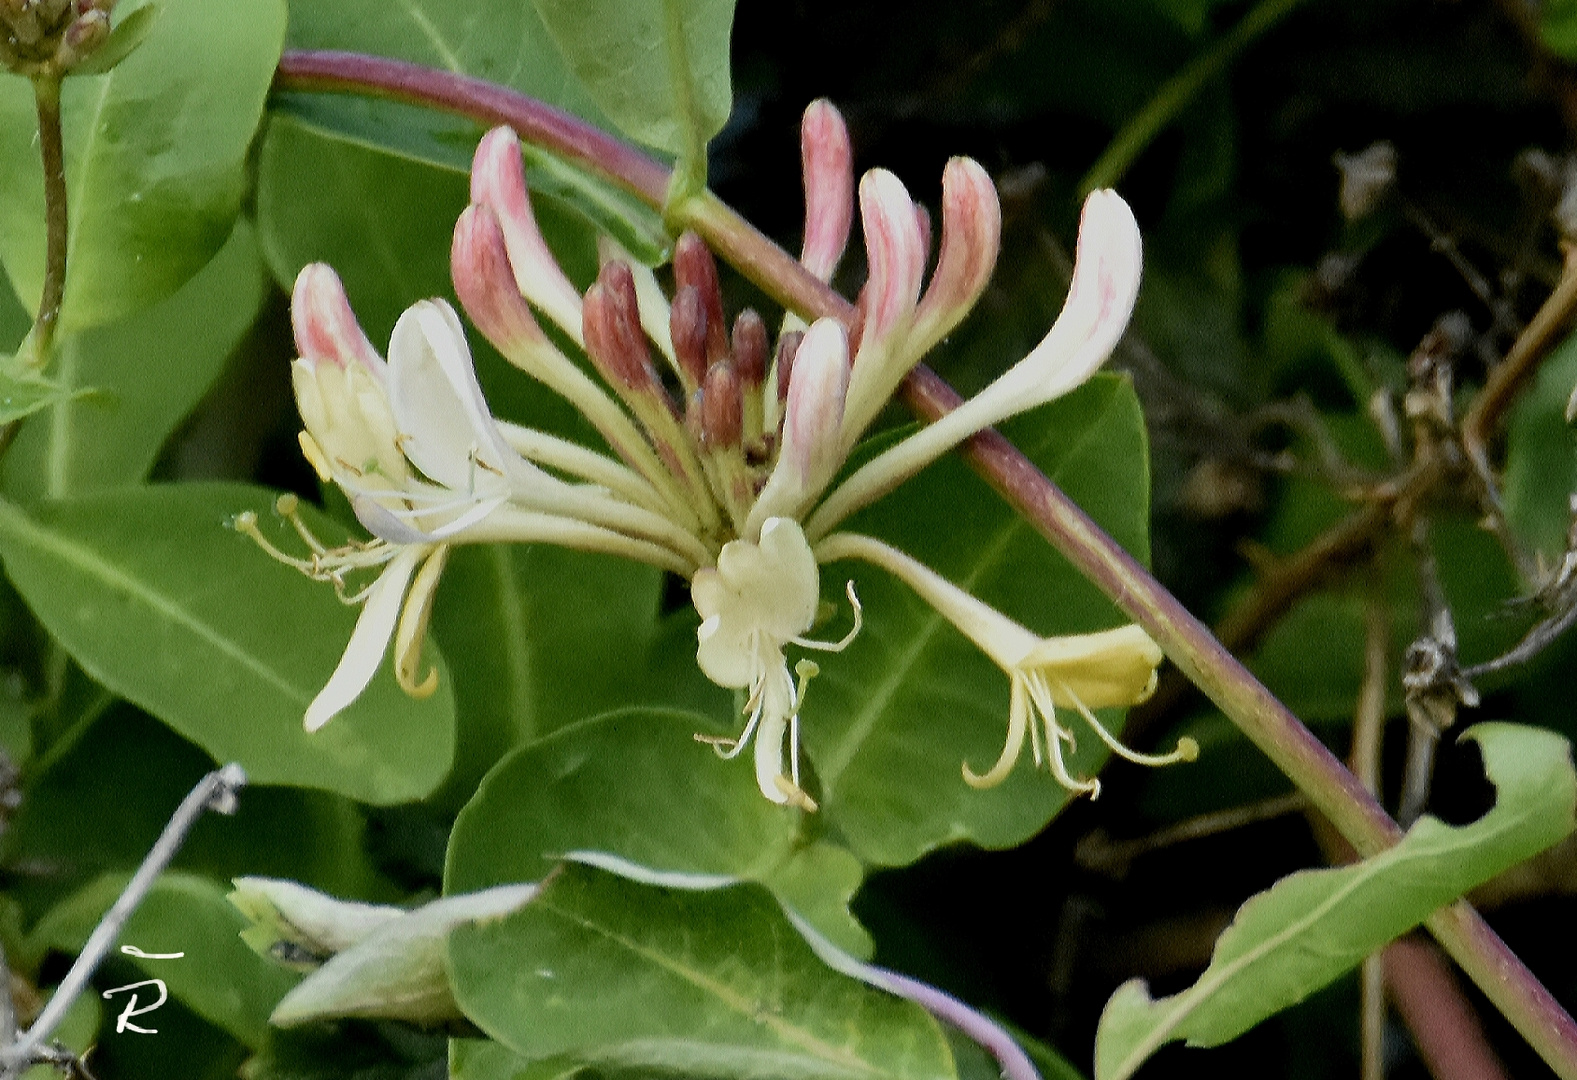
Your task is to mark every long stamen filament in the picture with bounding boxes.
[791,581,863,652]
[1055,677,1199,767]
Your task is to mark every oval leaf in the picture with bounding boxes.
[447,708,872,957]
[531,0,736,158]
[448,863,956,1079]
[0,0,285,331]
[0,484,455,804]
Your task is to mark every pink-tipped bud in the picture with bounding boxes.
[800,100,854,283]
[584,263,660,395]
[670,285,710,388]
[291,264,384,375]
[731,309,768,388]
[700,361,743,450]
[470,126,585,343]
[673,232,729,365]
[775,330,805,405]
[857,170,927,352]
[911,158,1001,352]
[782,321,850,481]
[452,204,546,352]
[59,7,107,60]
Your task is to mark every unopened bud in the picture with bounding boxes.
[775,330,804,404]
[858,170,926,351]
[55,9,108,66]
[731,309,768,388]
[800,100,854,283]
[670,284,710,388]
[584,263,659,394]
[451,204,545,352]
[911,157,1001,354]
[291,264,385,375]
[700,361,743,450]
[673,232,729,364]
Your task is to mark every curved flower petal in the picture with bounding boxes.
[304,545,425,732]
[387,300,545,498]
[747,319,850,533]
[909,158,1001,357]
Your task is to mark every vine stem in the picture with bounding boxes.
[271,52,1577,1077]
[21,72,67,369]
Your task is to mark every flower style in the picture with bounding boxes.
[259,99,1192,808]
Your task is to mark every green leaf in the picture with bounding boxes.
[0,483,455,804]
[1,221,266,503]
[1094,723,1577,1080]
[446,709,872,958]
[0,363,77,426]
[32,871,300,1049]
[807,376,1153,866]
[270,94,669,267]
[531,0,736,161]
[448,863,956,1078]
[429,544,662,804]
[0,0,285,332]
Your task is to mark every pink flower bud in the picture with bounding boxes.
[700,361,743,450]
[291,264,385,376]
[731,309,768,388]
[857,170,926,352]
[583,263,660,395]
[673,232,729,366]
[911,157,1001,354]
[670,284,711,388]
[469,126,585,343]
[451,203,547,353]
[781,319,849,486]
[799,100,853,283]
[774,330,804,405]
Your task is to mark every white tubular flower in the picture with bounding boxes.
[815,532,1191,798]
[691,518,858,810]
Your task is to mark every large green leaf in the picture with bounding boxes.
[1,221,266,503]
[446,709,872,957]
[0,0,285,332]
[532,0,735,161]
[429,543,662,804]
[32,871,300,1049]
[806,375,1153,866]
[1095,723,1577,1080]
[448,863,956,1078]
[0,484,455,804]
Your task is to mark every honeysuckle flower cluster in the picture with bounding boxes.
[249,100,1195,809]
